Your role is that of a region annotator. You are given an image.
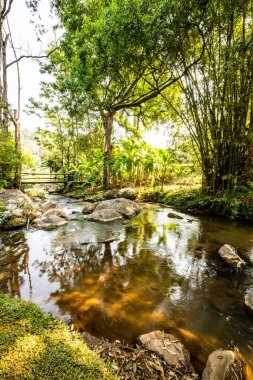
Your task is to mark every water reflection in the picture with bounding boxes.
[0,200,253,369]
[0,231,31,297]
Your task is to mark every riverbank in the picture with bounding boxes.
[0,293,199,380]
[62,185,253,222]
[0,293,117,380]
[140,187,253,222]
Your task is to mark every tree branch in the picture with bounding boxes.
[6,46,58,68]
[113,25,206,112]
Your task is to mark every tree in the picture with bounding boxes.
[168,0,253,194]
[45,0,206,187]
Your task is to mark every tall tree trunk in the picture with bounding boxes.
[103,112,114,189]
[2,33,8,131]
[0,15,3,127]
[13,109,21,188]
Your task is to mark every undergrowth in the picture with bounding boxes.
[140,186,253,221]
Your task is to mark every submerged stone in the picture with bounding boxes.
[167,212,184,219]
[218,244,246,269]
[201,349,243,380]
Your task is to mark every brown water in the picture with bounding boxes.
[0,195,253,370]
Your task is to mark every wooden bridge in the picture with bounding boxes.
[21,172,76,185]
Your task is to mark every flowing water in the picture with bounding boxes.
[0,195,253,370]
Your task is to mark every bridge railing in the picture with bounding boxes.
[21,172,73,184]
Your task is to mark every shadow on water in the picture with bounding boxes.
[0,197,253,370]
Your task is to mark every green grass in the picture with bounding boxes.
[0,293,118,380]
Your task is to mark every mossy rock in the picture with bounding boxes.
[2,217,27,230]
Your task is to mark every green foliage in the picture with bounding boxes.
[0,293,117,380]
[142,186,253,221]
[0,132,21,188]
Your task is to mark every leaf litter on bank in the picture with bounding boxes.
[82,332,199,380]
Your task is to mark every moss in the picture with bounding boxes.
[2,217,27,229]
[0,293,117,380]
[25,188,47,200]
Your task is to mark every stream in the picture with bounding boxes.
[0,194,253,370]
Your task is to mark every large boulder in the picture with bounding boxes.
[43,208,67,218]
[244,291,253,315]
[105,187,137,200]
[83,209,123,223]
[202,350,244,380]
[40,200,59,213]
[95,198,140,218]
[33,216,68,229]
[218,244,246,269]
[138,330,194,374]
[0,189,32,206]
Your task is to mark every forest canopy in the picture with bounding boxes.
[0,0,252,194]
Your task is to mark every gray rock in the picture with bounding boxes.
[82,202,97,214]
[244,291,253,315]
[0,189,32,205]
[118,188,137,200]
[83,209,123,223]
[104,189,119,199]
[33,216,68,229]
[105,188,137,200]
[40,200,59,213]
[43,208,67,218]
[202,349,243,380]
[95,198,140,218]
[218,244,246,269]
[138,330,194,373]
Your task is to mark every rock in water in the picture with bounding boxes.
[202,349,244,380]
[95,198,140,218]
[83,209,123,223]
[218,244,246,269]
[138,330,194,374]
[82,202,97,214]
[40,200,59,213]
[2,217,27,229]
[43,208,67,218]
[244,291,253,315]
[33,216,68,229]
[167,212,184,219]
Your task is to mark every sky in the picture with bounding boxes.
[6,0,168,148]
[7,0,55,130]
